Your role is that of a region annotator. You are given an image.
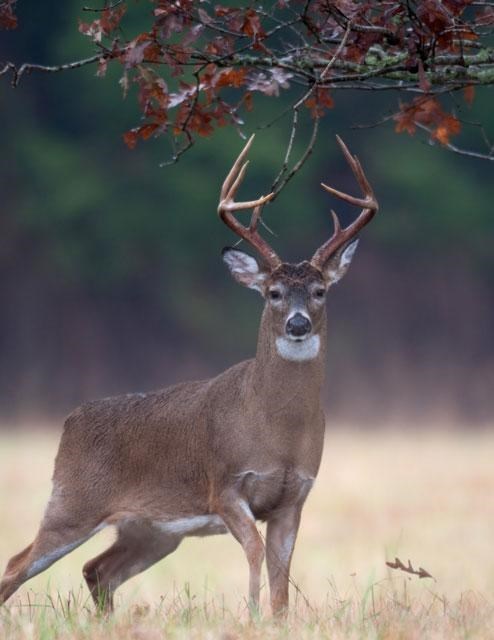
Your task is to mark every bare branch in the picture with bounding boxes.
[271,115,320,198]
[292,19,353,112]
[270,107,299,193]
[159,132,194,168]
[82,1,124,12]
[416,123,494,161]
[0,54,104,87]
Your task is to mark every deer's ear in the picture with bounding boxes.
[222,247,267,293]
[321,239,359,286]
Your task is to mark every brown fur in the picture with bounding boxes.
[0,255,346,616]
[1,132,377,616]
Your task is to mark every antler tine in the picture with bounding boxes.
[218,135,280,268]
[311,136,379,269]
[220,134,255,201]
[320,137,376,208]
[336,135,373,195]
[330,209,341,234]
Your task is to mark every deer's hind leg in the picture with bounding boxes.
[0,490,106,606]
[83,520,182,613]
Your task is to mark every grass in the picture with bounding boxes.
[1,424,494,638]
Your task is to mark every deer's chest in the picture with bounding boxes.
[235,467,314,520]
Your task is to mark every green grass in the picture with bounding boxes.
[1,425,494,638]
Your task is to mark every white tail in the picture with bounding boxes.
[0,136,378,615]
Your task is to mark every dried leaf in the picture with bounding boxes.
[464,85,475,105]
[386,556,435,580]
[0,0,17,30]
[248,69,292,97]
[215,68,248,88]
[79,3,126,43]
[305,88,334,118]
[197,8,213,25]
[123,129,138,149]
[96,58,108,78]
[394,97,461,145]
[243,91,253,112]
[432,114,461,145]
[242,8,265,39]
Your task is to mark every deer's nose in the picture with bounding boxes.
[286,313,312,338]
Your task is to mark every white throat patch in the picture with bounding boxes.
[275,335,320,362]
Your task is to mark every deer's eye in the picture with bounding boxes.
[269,290,281,301]
[314,288,326,299]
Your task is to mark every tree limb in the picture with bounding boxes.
[0,54,104,88]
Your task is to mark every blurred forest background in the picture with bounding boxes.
[1,1,493,426]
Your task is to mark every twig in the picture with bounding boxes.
[327,4,395,38]
[268,20,349,196]
[0,54,104,88]
[159,131,194,167]
[270,107,299,193]
[271,114,319,198]
[350,112,397,130]
[82,0,124,11]
[416,122,494,160]
[293,19,353,112]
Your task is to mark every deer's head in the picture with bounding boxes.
[219,136,378,362]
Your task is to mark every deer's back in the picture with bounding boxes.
[51,362,255,514]
[52,378,216,514]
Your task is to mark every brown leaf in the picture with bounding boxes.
[432,114,461,145]
[464,85,475,105]
[305,88,334,118]
[243,91,253,112]
[241,8,265,39]
[96,58,108,78]
[123,129,138,149]
[78,4,126,43]
[394,96,461,145]
[123,121,161,149]
[215,68,248,89]
[386,556,435,580]
[0,0,17,30]
[138,122,160,140]
[100,4,126,35]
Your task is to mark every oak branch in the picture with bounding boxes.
[2,0,494,174]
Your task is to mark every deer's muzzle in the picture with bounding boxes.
[286,313,312,339]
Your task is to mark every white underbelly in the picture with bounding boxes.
[153,515,228,537]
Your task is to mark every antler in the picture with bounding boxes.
[218,135,280,269]
[311,136,378,269]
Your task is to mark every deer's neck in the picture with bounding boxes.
[250,308,327,417]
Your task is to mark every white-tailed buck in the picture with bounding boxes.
[0,136,378,615]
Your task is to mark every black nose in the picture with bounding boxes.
[286,313,312,337]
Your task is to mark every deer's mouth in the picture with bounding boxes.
[291,334,310,343]
[275,334,320,362]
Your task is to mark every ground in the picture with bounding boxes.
[1,424,494,639]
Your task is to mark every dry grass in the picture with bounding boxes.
[1,424,494,638]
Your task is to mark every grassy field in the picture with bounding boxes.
[1,424,494,638]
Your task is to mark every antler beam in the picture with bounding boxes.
[311,136,378,269]
[218,135,280,269]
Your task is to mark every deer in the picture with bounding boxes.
[0,135,378,616]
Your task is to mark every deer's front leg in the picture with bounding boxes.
[266,505,302,616]
[217,493,264,614]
